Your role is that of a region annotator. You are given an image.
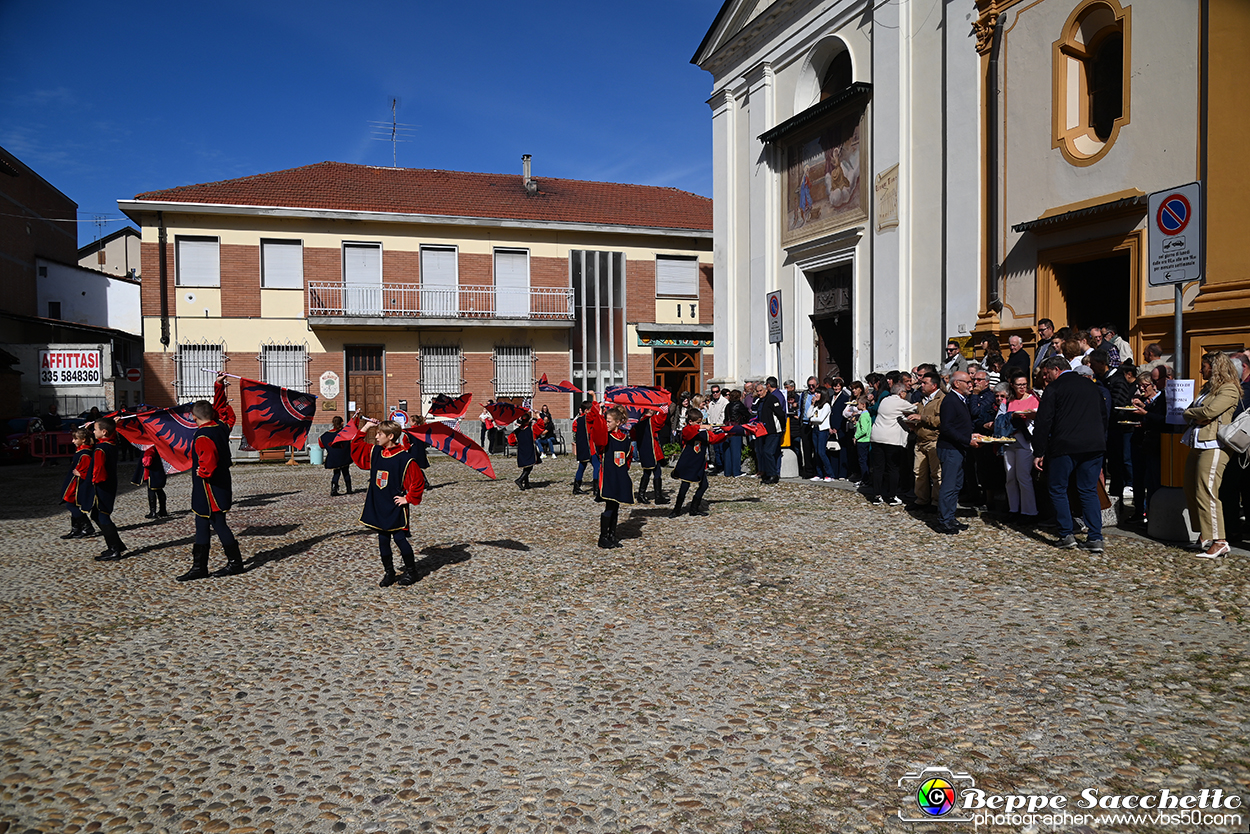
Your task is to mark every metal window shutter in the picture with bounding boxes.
[494,250,529,318]
[656,256,697,296]
[262,241,304,289]
[177,239,220,287]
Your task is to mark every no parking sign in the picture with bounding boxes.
[1148,182,1202,286]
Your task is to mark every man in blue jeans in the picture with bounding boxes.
[1032,355,1108,552]
[935,371,980,534]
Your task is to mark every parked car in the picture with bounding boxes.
[1,417,46,463]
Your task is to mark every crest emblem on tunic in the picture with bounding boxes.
[694,443,702,454]
[376,471,389,489]
[614,451,625,467]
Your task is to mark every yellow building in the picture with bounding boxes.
[974,0,1249,375]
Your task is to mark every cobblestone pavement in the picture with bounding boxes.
[0,456,1246,834]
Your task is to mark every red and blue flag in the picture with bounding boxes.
[405,422,496,480]
[116,404,198,473]
[604,385,671,411]
[429,392,472,419]
[538,374,581,393]
[485,401,529,426]
[239,378,318,450]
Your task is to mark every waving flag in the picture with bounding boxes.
[117,404,198,473]
[405,422,496,480]
[725,419,768,438]
[429,392,472,419]
[538,374,581,393]
[604,385,671,411]
[239,378,318,450]
[485,401,529,426]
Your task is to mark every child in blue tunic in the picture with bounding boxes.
[319,415,354,496]
[594,404,633,549]
[91,418,127,562]
[669,408,728,517]
[352,419,427,587]
[177,376,244,580]
[60,427,96,540]
[508,412,546,491]
[132,442,169,520]
[572,398,604,500]
[631,406,670,505]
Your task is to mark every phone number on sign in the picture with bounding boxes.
[41,369,101,385]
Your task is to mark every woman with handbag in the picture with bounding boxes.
[1182,351,1244,558]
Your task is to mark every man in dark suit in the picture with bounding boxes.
[755,378,787,484]
[1003,335,1032,376]
[934,371,980,533]
[1032,355,1108,551]
[1127,369,1167,525]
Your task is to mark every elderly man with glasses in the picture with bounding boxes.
[934,371,981,533]
[942,340,968,378]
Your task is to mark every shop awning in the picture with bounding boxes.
[1012,193,1147,234]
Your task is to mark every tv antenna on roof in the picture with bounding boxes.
[369,97,417,167]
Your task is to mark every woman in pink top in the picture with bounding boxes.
[1003,370,1041,520]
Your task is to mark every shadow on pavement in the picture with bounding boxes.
[475,539,531,552]
[244,531,345,571]
[233,491,302,507]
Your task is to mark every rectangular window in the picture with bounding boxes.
[494,248,529,318]
[175,342,224,400]
[420,245,458,316]
[176,236,221,287]
[261,239,304,289]
[343,242,382,315]
[260,344,308,392]
[420,345,462,396]
[47,301,61,319]
[656,255,698,297]
[570,250,625,398]
[493,346,533,398]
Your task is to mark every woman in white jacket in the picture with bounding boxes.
[808,391,835,481]
[869,383,917,505]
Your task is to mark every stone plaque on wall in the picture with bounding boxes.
[874,164,899,231]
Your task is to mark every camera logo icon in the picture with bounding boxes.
[897,766,976,823]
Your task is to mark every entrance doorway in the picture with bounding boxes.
[808,264,853,381]
[653,349,701,400]
[346,346,385,418]
[1053,252,1131,332]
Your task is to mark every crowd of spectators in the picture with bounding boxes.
[681,319,1249,557]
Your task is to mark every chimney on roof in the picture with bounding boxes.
[522,154,538,196]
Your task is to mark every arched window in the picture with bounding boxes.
[1052,0,1131,165]
[820,51,853,101]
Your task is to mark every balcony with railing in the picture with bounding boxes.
[307,283,575,327]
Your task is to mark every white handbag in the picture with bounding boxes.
[1217,408,1250,456]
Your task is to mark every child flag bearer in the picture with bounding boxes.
[92,417,128,561]
[669,408,728,518]
[631,404,670,505]
[351,418,426,587]
[60,427,95,540]
[593,404,634,549]
[572,396,604,500]
[132,442,169,520]
[178,374,245,581]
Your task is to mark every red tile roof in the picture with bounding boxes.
[133,161,712,232]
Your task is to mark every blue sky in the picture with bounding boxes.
[0,1,722,247]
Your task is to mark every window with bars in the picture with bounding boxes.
[420,345,463,396]
[493,346,534,398]
[176,342,224,401]
[260,343,309,391]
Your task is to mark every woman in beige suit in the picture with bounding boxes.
[1182,352,1243,558]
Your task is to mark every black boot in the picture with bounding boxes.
[515,474,526,490]
[593,483,603,502]
[96,528,128,561]
[212,541,245,577]
[597,516,618,549]
[155,491,169,519]
[145,491,158,519]
[608,515,623,546]
[176,544,210,581]
[378,553,397,587]
[60,517,83,540]
[573,480,584,496]
[668,487,687,518]
[397,551,419,586]
[636,488,651,505]
[654,487,671,505]
[79,518,97,538]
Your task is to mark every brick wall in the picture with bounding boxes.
[699,262,714,316]
[221,244,260,318]
[382,250,420,285]
[626,257,656,324]
[531,255,566,289]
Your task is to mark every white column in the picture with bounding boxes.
[871,3,902,372]
[709,87,738,385]
[745,61,776,381]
